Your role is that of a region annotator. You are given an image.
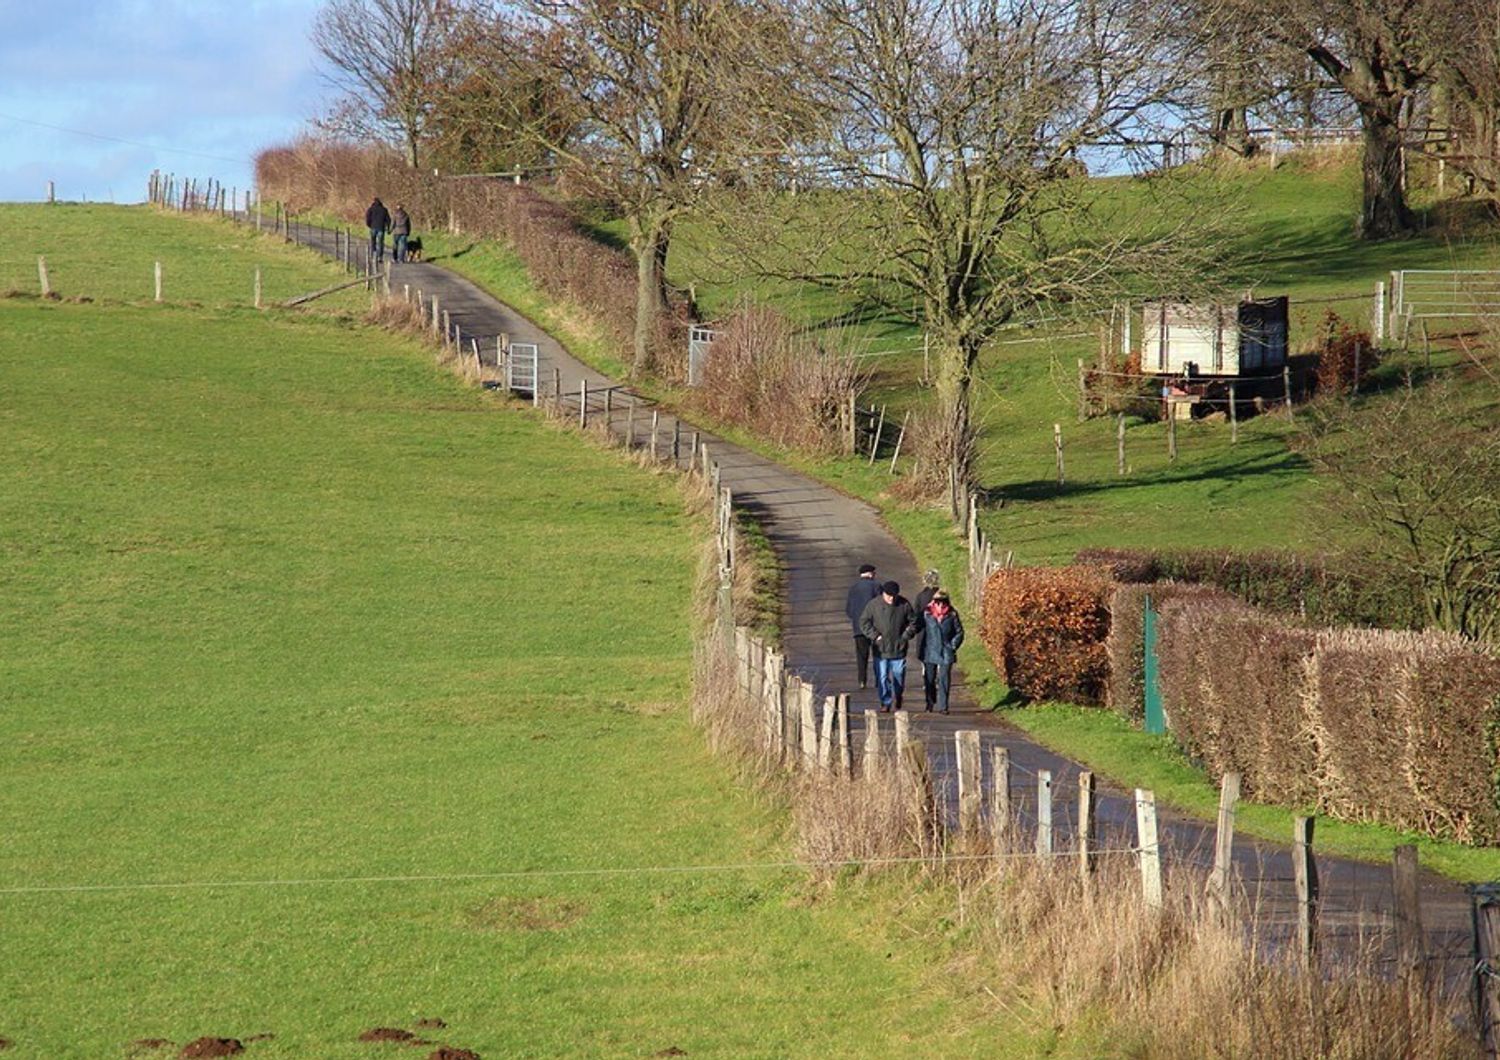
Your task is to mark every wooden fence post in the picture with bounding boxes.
[800,682,818,771]
[889,411,910,474]
[1053,423,1065,486]
[154,260,163,303]
[650,410,660,459]
[1393,844,1425,979]
[1167,404,1177,461]
[957,730,981,837]
[1077,359,1088,421]
[1036,769,1053,856]
[784,674,803,762]
[868,404,886,464]
[836,694,851,776]
[991,746,1011,845]
[1207,771,1240,917]
[1293,816,1319,969]
[1476,896,1500,1058]
[253,267,262,309]
[1229,384,1238,443]
[1116,413,1126,475]
[734,627,749,693]
[579,379,588,428]
[902,738,938,853]
[1077,771,1096,883]
[864,710,883,779]
[819,695,835,770]
[893,710,910,758]
[37,256,50,297]
[1136,788,1163,909]
[673,417,682,465]
[431,295,439,336]
[1283,365,1294,417]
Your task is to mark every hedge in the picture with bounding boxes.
[1076,546,1425,630]
[1156,597,1500,845]
[981,566,1114,704]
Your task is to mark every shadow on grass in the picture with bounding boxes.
[994,445,1310,504]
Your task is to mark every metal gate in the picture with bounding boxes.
[505,342,540,405]
[688,326,717,387]
[1390,269,1500,339]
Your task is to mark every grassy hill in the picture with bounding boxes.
[0,205,1030,1057]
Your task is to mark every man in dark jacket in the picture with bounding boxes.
[859,581,918,712]
[910,569,941,707]
[845,563,882,688]
[390,203,411,263]
[365,197,391,265]
[919,590,965,714]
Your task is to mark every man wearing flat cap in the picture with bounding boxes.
[845,563,882,689]
[859,580,918,712]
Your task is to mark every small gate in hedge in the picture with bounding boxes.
[1143,595,1165,735]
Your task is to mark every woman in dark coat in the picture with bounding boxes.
[919,590,964,714]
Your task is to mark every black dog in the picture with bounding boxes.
[404,236,424,263]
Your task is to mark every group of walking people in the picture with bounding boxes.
[364,197,413,264]
[845,565,965,714]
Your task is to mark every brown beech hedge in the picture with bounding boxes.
[981,566,1113,705]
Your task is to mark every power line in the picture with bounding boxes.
[0,110,245,166]
[0,848,1147,897]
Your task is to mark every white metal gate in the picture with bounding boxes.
[1390,269,1500,338]
[688,326,717,387]
[505,342,540,405]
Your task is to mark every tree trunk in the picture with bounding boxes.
[934,334,980,520]
[1357,99,1416,238]
[653,226,673,308]
[632,223,667,376]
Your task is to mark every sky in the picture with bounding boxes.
[0,0,332,203]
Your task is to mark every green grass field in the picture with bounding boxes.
[0,206,1031,1057]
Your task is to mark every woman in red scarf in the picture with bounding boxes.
[918,591,965,714]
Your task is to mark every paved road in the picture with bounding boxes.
[260,214,1481,987]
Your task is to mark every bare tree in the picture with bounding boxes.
[1428,0,1500,196]
[313,0,460,168]
[1300,380,1500,642]
[711,0,1226,515]
[514,0,789,375]
[1243,0,1435,238]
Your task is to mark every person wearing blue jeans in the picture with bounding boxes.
[365,197,391,265]
[919,590,965,714]
[859,580,918,712]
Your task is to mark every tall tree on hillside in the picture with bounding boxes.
[1246,0,1435,238]
[714,0,1224,517]
[1428,0,1500,196]
[514,0,798,375]
[313,0,461,168]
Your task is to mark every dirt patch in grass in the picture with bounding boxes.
[414,1019,447,1030]
[463,896,587,932]
[177,1039,243,1058]
[427,1049,480,1060]
[358,1027,415,1042]
[654,1048,688,1057]
[0,1038,12,1051]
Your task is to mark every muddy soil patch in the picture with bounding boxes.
[463,896,586,932]
[178,1039,243,1058]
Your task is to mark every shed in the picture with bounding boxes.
[1141,296,1288,377]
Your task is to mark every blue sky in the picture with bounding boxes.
[0,0,331,203]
